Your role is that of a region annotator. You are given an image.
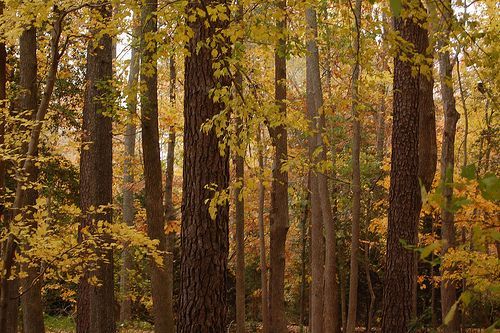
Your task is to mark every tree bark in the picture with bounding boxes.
[381,4,427,332]
[77,3,115,333]
[437,0,459,331]
[346,0,362,331]
[178,0,231,331]
[139,1,172,332]
[119,15,140,323]
[257,126,270,333]
[268,1,289,332]
[306,6,324,333]
[18,25,45,333]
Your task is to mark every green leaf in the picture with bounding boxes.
[485,319,500,332]
[419,241,441,260]
[479,173,500,201]
[460,164,476,180]
[390,0,402,17]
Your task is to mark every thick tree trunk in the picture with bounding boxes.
[346,0,362,331]
[18,26,45,333]
[178,0,230,331]
[77,4,115,333]
[381,4,427,332]
[139,1,172,332]
[257,126,270,333]
[306,7,324,333]
[268,1,289,332]
[437,1,459,330]
[119,17,139,323]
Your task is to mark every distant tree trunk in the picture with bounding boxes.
[340,263,348,333]
[234,50,246,333]
[381,3,427,332]
[346,0,362,332]
[178,0,231,331]
[119,15,140,323]
[306,6,324,333]
[162,56,176,333]
[139,1,171,332]
[257,126,270,333]
[437,0,459,331]
[268,1,289,332]
[77,3,115,333]
[299,190,308,333]
[18,25,45,333]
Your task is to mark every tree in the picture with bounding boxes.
[119,12,139,323]
[178,0,231,331]
[381,3,428,332]
[346,0,362,331]
[268,1,289,332]
[139,0,172,331]
[437,0,460,330]
[18,25,45,333]
[306,6,324,332]
[77,3,115,333]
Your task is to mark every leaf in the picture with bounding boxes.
[390,0,402,17]
[478,173,499,201]
[460,164,476,180]
[419,241,441,260]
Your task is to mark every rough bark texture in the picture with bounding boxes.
[140,1,172,332]
[306,7,324,333]
[0,0,5,196]
[257,127,270,333]
[381,6,426,333]
[346,0,362,331]
[18,26,45,333]
[178,0,230,331]
[268,1,289,331]
[119,18,139,322]
[438,0,459,330]
[77,4,115,333]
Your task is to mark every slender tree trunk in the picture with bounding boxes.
[306,6,324,333]
[437,1,459,330]
[162,56,176,333]
[178,0,231,331]
[340,262,348,333]
[0,0,5,194]
[18,25,45,333]
[299,191,308,333]
[234,57,246,333]
[381,3,427,332]
[139,1,171,332]
[346,1,362,331]
[119,16,140,322]
[268,1,289,331]
[257,126,270,333]
[77,3,115,333]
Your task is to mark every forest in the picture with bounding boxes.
[0,0,497,332]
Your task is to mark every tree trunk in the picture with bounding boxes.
[381,4,427,332]
[18,25,45,333]
[299,191,308,333]
[437,0,459,330]
[257,126,270,333]
[162,56,176,333]
[0,0,5,194]
[234,58,246,333]
[268,1,289,332]
[77,3,115,333]
[306,6,324,333]
[346,0,362,331]
[139,1,172,332]
[178,0,230,331]
[119,15,140,323]
[0,7,64,333]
